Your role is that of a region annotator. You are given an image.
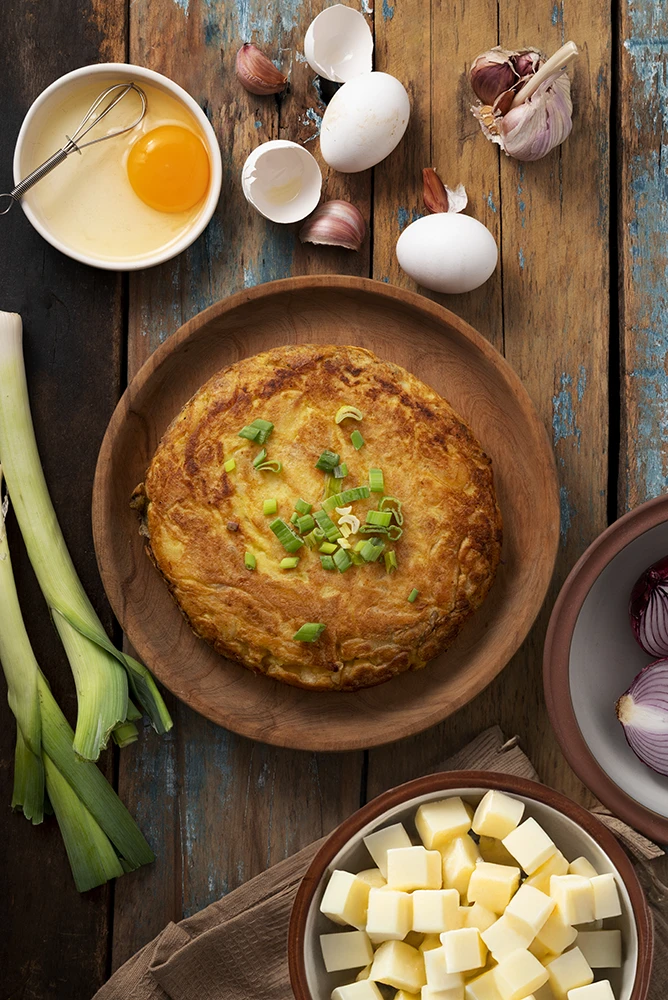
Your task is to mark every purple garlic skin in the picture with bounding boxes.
[470,46,543,113]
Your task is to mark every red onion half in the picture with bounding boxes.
[616,660,668,775]
[629,555,668,658]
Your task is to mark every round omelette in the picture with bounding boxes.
[131,344,502,691]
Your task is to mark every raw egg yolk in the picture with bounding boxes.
[127,125,210,213]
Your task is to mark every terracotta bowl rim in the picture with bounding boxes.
[287,769,653,1000]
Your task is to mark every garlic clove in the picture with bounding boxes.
[422,168,468,214]
[298,200,366,251]
[304,5,373,83]
[470,48,518,106]
[236,43,288,96]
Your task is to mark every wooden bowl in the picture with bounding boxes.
[288,772,653,1000]
[92,276,559,751]
[545,494,668,841]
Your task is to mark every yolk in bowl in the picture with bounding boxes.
[127,125,210,213]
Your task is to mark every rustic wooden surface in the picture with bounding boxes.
[0,0,663,995]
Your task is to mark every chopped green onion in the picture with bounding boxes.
[244,552,256,570]
[303,530,319,549]
[350,429,365,450]
[250,418,274,433]
[263,498,278,516]
[224,458,236,473]
[238,424,261,442]
[239,418,274,445]
[280,557,300,570]
[320,555,336,570]
[360,538,385,562]
[366,510,392,527]
[295,498,312,516]
[384,550,398,573]
[313,526,325,538]
[359,524,389,534]
[313,508,342,541]
[315,449,340,472]
[354,540,367,553]
[369,468,385,493]
[252,448,268,468]
[333,548,352,573]
[324,475,339,499]
[322,486,371,513]
[293,623,327,642]
[388,525,404,541]
[350,552,365,566]
[319,542,337,554]
[269,518,304,553]
[290,512,299,525]
[408,588,419,603]
[333,463,349,479]
[379,496,404,525]
[335,405,364,424]
[296,514,315,534]
[256,460,282,473]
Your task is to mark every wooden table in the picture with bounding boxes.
[0,0,664,995]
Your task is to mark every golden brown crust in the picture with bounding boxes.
[136,344,502,691]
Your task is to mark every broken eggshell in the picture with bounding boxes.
[304,4,373,83]
[396,213,498,294]
[241,140,322,224]
[320,72,410,173]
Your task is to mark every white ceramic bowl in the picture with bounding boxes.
[12,62,222,270]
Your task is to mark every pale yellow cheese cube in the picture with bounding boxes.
[464,967,504,1000]
[531,908,577,958]
[576,930,622,968]
[549,876,594,926]
[440,928,487,974]
[370,940,427,993]
[472,791,525,841]
[442,836,482,897]
[413,889,461,933]
[365,823,413,878]
[395,992,422,1000]
[462,903,498,934]
[331,981,384,1000]
[320,870,371,928]
[467,863,521,913]
[424,946,466,990]
[388,847,443,891]
[481,915,533,961]
[422,987,466,1000]
[407,931,427,949]
[590,874,622,920]
[545,948,594,999]
[417,797,473,850]
[366,888,412,941]
[568,857,598,879]
[320,930,374,972]
[421,934,445,952]
[566,983,615,1000]
[502,819,558,875]
[357,867,387,889]
[504,884,555,936]
[356,964,372,981]
[479,838,518,868]
[525,853,569,894]
[494,949,549,1000]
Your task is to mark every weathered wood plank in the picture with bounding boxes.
[0,1,126,996]
[113,0,368,968]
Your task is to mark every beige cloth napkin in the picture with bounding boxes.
[94,726,665,1000]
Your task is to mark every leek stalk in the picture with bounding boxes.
[0,312,172,760]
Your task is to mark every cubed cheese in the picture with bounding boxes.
[576,930,622,968]
[530,909,577,958]
[481,914,533,961]
[442,836,482,897]
[472,791,525,840]
[407,931,427,949]
[422,987,465,1000]
[504,884,555,936]
[320,930,374,972]
[568,857,598,879]
[366,888,412,941]
[370,940,427,993]
[440,928,487,974]
[331,981,384,1000]
[467,863,521,913]
[549,876,595,926]
[525,853,569,893]
[424,946,466,990]
[545,948,594,999]
[493,949,549,1000]
[421,934,445,952]
[395,992,422,1000]
[566,983,615,1000]
[462,903,498,934]
[364,823,412,878]
[413,889,462,933]
[320,870,371,928]
[388,846,443,891]
[357,868,387,889]
[502,819,558,875]
[590,874,622,920]
[416,797,473,850]
[479,837,519,868]
[356,964,372,981]
[464,967,504,1000]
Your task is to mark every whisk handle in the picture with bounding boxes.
[0,147,69,214]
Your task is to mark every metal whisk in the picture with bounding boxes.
[0,81,147,215]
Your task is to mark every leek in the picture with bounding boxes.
[0,313,172,760]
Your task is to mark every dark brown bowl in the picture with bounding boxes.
[288,771,653,1000]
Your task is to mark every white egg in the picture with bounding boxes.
[396,213,498,294]
[304,5,373,83]
[241,140,322,224]
[320,72,410,173]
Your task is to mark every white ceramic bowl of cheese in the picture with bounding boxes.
[288,773,652,1000]
[12,62,222,270]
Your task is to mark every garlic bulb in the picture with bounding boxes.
[299,200,366,251]
[422,168,468,214]
[470,47,540,112]
[236,43,288,96]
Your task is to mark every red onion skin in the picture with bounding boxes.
[616,659,668,776]
[629,555,668,658]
